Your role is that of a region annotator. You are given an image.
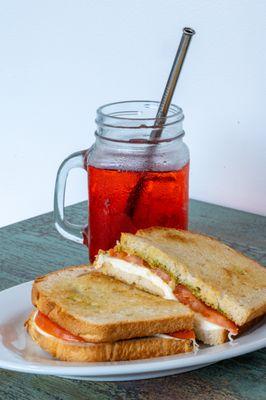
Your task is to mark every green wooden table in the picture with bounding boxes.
[0,200,265,400]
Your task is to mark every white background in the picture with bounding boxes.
[1,0,265,227]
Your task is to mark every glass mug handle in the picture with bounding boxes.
[54,149,89,244]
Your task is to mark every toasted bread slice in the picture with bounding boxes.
[32,266,193,343]
[120,228,266,326]
[25,311,193,362]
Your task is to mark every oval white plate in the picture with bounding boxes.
[0,281,265,381]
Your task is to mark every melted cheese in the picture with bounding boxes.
[195,315,224,331]
[96,254,176,300]
[154,333,181,340]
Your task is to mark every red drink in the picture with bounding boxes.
[88,163,189,260]
[54,101,190,260]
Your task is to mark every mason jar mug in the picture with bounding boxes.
[54,100,189,261]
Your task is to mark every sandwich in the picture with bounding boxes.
[25,265,196,361]
[94,227,266,345]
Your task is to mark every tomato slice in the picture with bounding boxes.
[109,248,128,258]
[109,250,172,283]
[168,330,196,340]
[152,268,172,283]
[35,311,85,342]
[110,250,146,266]
[174,285,239,335]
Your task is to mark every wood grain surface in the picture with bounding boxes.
[0,200,265,400]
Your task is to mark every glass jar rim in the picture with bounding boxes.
[96,100,184,129]
[94,130,184,144]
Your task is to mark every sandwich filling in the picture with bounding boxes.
[33,311,195,342]
[95,251,239,336]
[34,311,86,342]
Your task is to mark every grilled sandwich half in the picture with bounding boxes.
[26,265,195,361]
[94,227,266,345]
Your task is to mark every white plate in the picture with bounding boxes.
[0,281,265,381]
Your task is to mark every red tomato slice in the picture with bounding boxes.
[109,248,127,258]
[168,330,196,340]
[110,249,144,265]
[123,254,145,266]
[35,311,85,342]
[174,285,239,335]
[152,268,172,283]
[109,251,172,283]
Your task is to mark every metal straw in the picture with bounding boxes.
[150,27,195,140]
[125,27,195,218]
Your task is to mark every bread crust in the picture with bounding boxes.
[32,266,193,343]
[120,228,266,326]
[25,311,193,362]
